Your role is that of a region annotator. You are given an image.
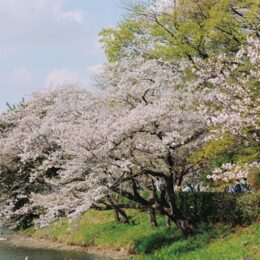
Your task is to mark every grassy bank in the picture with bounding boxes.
[23,209,182,254]
[22,209,260,259]
[139,223,260,259]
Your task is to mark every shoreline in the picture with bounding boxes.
[7,234,132,259]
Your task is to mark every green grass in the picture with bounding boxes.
[139,223,260,260]
[23,209,183,254]
[23,209,260,258]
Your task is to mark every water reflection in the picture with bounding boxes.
[0,228,102,260]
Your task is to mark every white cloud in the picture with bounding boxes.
[61,10,85,23]
[0,46,19,60]
[86,64,104,74]
[51,0,86,23]
[11,67,33,84]
[4,46,18,55]
[45,64,104,89]
[45,68,80,87]
[0,67,33,89]
[0,67,34,111]
[0,0,91,50]
[0,0,119,112]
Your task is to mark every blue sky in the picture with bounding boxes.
[0,0,124,111]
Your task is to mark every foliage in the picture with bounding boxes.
[175,192,260,225]
[235,192,260,224]
[188,135,237,164]
[100,0,259,62]
[99,19,149,62]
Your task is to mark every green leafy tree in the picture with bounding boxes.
[100,0,259,62]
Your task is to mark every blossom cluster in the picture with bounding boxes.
[207,162,260,182]
[194,37,260,142]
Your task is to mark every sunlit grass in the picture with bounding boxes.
[23,209,181,253]
[139,222,260,260]
[23,209,260,258]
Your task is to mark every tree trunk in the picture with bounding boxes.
[107,194,129,224]
[165,176,195,236]
[172,212,195,237]
[118,208,129,224]
[165,215,172,227]
[113,208,120,222]
[160,189,168,207]
[148,207,158,227]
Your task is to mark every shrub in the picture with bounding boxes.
[175,192,260,225]
[235,192,260,224]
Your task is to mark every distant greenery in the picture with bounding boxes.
[176,192,260,225]
[6,97,25,111]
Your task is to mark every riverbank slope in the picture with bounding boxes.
[20,209,260,259]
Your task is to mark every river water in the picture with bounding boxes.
[0,228,102,260]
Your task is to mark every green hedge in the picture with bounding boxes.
[175,192,260,225]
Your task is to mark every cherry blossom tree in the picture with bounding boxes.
[0,56,209,234]
[41,57,208,234]
[195,37,259,141]
[0,85,98,228]
[193,37,260,182]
